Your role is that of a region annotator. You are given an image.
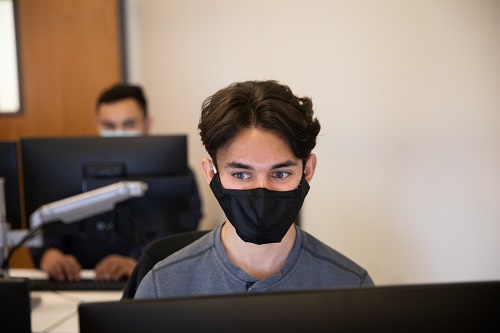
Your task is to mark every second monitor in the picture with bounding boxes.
[20,135,201,268]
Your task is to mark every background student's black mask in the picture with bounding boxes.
[210,174,310,244]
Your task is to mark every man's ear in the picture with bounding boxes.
[144,117,152,135]
[201,158,216,184]
[95,110,102,134]
[304,154,317,183]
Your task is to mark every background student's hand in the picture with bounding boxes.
[40,248,82,282]
[94,254,137,281]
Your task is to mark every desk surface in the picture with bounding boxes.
[32,290,122,333]
[9,269,122,333]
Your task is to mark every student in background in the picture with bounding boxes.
[135,80,373,299]
[95,84,151,136]
[31,83,202,282]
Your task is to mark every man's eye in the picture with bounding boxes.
[123,121,137,129]
[233,172,249,180]
[273,171,290,179]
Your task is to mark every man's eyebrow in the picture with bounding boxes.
[225,160,298,170]
[123,119,138,125]
[272,160,298,169]
[225,162,252,170]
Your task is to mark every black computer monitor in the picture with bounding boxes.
[0,278,32,333]
[20,135,195,250]
[0,141,22,229]
[79,281,499,333]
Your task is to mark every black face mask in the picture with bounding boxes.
[209,174,310,244]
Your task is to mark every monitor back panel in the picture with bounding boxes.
[21,135,187,217]
[0,141,22,228]
[79,281,500,333]
[0,278,32,333]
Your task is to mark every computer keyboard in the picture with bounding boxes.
[29,278,126,291]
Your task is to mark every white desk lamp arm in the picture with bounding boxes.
[0,180,147,273]
[29,181,148,229]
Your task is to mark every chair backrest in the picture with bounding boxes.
[122,230,210,299]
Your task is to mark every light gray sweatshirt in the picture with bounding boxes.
[135,224,374,299]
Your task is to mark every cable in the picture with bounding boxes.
[1,223,58,270]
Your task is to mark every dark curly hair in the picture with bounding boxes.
[198,80,321,166]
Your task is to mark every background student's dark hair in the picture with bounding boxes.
[96,84,148,116]
[198,80,321,167]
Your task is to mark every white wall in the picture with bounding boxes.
[124,0,500,285]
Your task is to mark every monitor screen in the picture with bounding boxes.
[79,281,499,333]
[0,141,22,229]
[21,136,197,265]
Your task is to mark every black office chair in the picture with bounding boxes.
[121,230,210,299]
